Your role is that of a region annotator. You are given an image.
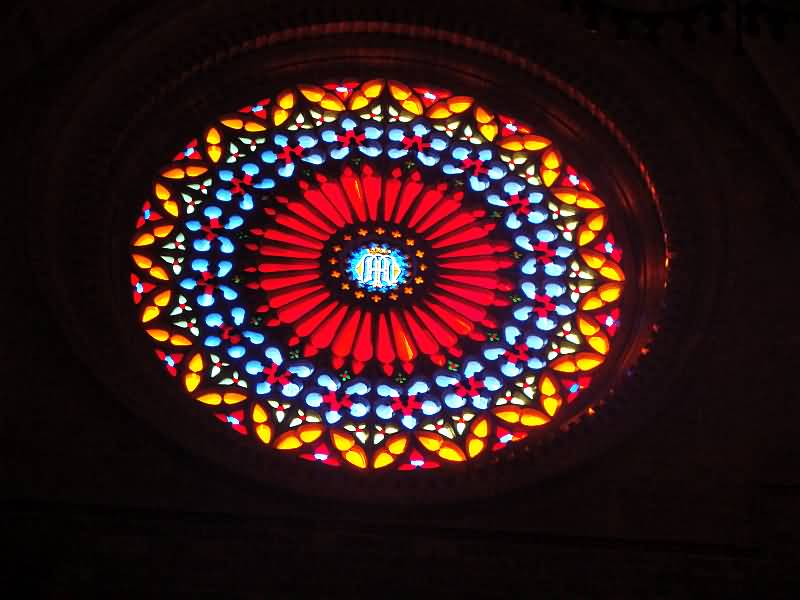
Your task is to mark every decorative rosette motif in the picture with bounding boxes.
[130,80,626,470]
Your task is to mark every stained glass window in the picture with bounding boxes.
[130,79,627,471]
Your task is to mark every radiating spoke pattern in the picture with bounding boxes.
[246,163,514,378]
[130,79,628,471]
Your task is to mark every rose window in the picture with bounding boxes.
[130,79,628,470]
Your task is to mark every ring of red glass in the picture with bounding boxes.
[240,162,516,378]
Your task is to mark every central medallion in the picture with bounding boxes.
[348,243,408,292]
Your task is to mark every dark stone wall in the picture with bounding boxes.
[2,1,799,596]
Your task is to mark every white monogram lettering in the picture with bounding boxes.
[360,254,395,287]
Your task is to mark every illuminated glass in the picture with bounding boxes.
[130,79,627,470]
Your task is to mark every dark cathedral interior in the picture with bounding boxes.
[2,1,800,597]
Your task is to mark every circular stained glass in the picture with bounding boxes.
[130,79,627,471]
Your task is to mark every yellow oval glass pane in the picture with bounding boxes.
[188,353,203,372]
[542,149,561,169]
[599,263,625,282]
[348,91,369,111]
[447,97,473,113]
[373,449,394,469]
[520,409,550,427]
[220,118,244,130]
[467,436,485,458]
[539,374,558,397]
[579,292,605,311]
[184,373,201,392]
[474,105,493,123]
[494,406,521,424]
[222,392,247,405]
[252,403,268,423]
[154,182,170,200]
[344,447,368,469]
[255,424,272,444]
[386,435,408,455]
[149,266,169,280]
[133,233,155,247]
[132,254,152,269]
[576,353,604,371]
[146,328,169,342]
[331,430,355,451]
[276,90,295,109]
[299,84,325,102]
[599,282,623,302]
[205,127,221,144]
[141,305,160,323]
[438,441,466,462]
[542,168,559,187]
[320,94,345,111]
[426,102,452,119]
[362,79,383,98]
[577,314,601,336]
[388,81,412,100]
[169,334,192,346]
[162,199,179,216]
[273,109,289,126]
[275,431,302,450]
[196,392,222,406]
[588,333,610,355]
[417,431,443,451]
[479,122,499,141]
[161,167,185,180]
[587,211,607,231]
[542,396,561,417]
[471,416,489,438]
[298,424,324,443]
[550,356,578,373]
[243,121,267,132]
[577,226,597,246]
